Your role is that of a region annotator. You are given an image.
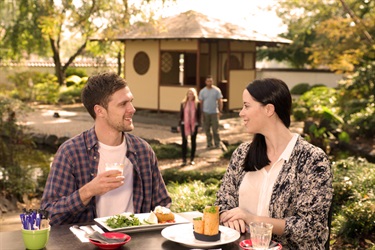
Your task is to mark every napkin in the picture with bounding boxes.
[69,225,105,243]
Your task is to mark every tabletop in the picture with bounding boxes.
[0,211,250,250]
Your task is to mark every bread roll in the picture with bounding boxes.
[203,206,219,236]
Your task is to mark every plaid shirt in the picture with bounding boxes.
[41,127,171,225]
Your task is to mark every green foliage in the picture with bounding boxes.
[0,95,50,202]
[33,81,60,104]
[294,86,345,152]
[163,168,225,212]
[7,71,89,104]
[347,98,375,137]
[162,168,225,185]
[59,76,88,103]
[167,181,219,213]
[7,71,57,102]
[268,0,375,72]
[332,157,375,242]
[65,68,88,78]
[151,143,182,160]
[0,82,16,94]
[338,61,375,137]
[290,83,311,95]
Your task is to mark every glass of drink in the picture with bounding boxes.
[249,222,273,249]
[105,163,124,177]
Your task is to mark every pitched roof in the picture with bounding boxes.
[113,10,291,45]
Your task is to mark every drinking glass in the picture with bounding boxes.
[249,222,273,249]
[105,163,124,177]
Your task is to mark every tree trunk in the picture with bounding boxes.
[117,51,122,76]
[49,37,65,86]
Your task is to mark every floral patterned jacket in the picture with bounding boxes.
[215,136,333,249]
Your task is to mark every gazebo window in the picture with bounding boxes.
[133,51,150,75]
[160,51,196,86]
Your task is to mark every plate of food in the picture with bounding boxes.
[94,206,189,233]
[161,223,240,248]
[161,206,240,248]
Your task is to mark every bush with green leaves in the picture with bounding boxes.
[8,71,57,102]
[167,180,219,213]
[346,95,375,138]
[58,75,88,104]
[162,168,225,185]
[290,83,311,95]
[33,81,60,104]
[338,61,375,138]
[0,95,50,203]
[332,157,375,244]
[65,68,88,78]
[292,86,349,152]
[151,143,182,159]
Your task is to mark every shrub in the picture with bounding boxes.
[167,181,219,213]
[7,71,57,102]
[65,68,88,78]
[162,168,225,185]
[346,96,375,138]
[151,143,181,159]
[332,157,375,243]
[33,81,60,104]
[290,83,311,95]
[0,95,50,203]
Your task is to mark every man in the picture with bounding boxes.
[198,75,223,149]
[41,72,171,225]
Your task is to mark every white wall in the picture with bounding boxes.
[256,69,343,89]
[0,65,117,85]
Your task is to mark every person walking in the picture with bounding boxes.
[41,72,171,226]
[198,75,223,149]
[179,88,201,166]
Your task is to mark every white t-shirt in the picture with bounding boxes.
[96,137,134,217]
[239,134,299,217]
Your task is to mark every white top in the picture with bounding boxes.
[96,137,134,217]
[239,133,299,217]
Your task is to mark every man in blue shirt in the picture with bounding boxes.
[198,75,223,149]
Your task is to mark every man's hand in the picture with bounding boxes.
[79,170,125,205]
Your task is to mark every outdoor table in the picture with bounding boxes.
[0,212,249,249]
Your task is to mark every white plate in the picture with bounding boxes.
[95,213,190,233]
[161,223,241,248]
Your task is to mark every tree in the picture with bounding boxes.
[0,0,172,86]
[259,0,375,72]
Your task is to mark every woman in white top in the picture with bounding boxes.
[215,78,333,249]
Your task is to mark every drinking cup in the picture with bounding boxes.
[105,163,124,177]
[249,222,273,249]
[22,226,50,250]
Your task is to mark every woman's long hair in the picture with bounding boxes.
[243,78,292,171]
[181,88,199,107]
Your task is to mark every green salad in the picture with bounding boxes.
[105,213,141,228]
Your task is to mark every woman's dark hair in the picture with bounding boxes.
[81,72,127,119]
[244,78,292,171]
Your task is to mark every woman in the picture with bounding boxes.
[179,88,201,166]
[215,78,333,249]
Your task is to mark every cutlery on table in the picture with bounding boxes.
[72,225,124,244]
